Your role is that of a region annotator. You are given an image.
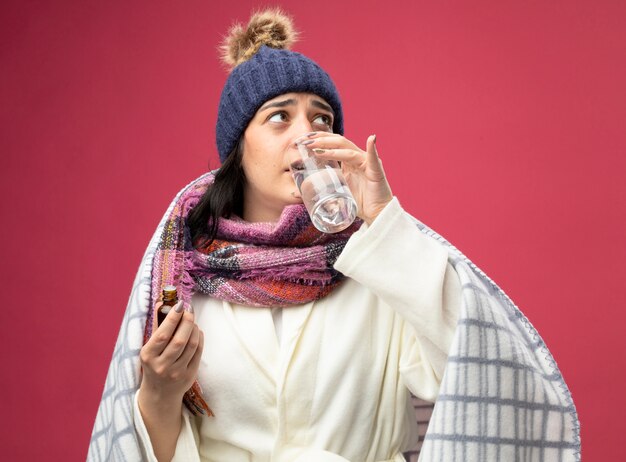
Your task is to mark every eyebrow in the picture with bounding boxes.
[311,100,335,116]
[258,98,335,116]
[258,98,296,112]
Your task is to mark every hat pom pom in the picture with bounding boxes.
[220,8,299,70]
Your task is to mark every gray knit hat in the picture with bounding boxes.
[215,10,344,163]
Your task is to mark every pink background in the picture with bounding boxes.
[1,1,624,460]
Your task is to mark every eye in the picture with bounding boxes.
[313,114,333,130]
[268,112,288,123]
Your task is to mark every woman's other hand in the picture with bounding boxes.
[303,133,393,225]
[139,301,204,404]
[136,301,203,461]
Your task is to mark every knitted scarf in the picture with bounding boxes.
[143,172,360,415]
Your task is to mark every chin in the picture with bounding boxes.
[285,194,303,205]
[279,177,303,204]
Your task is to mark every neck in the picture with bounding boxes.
[242,195,283,224]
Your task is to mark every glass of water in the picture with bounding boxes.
[290,137,357,233]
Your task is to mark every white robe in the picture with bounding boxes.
[133,198,462,461]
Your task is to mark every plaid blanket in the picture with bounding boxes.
[87,174,580,461]
[402,219,580,461]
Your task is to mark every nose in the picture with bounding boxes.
[287,142,303,168]
[292,115,315,141]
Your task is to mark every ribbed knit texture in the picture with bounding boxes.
[216,45,343,162]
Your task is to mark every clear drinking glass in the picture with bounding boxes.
[290,138,357,233]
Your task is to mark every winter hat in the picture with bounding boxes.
[215,8,344,163]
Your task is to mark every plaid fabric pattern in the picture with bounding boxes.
[87,176,580,461]
[190,215,353,307]
[402,220,580,461]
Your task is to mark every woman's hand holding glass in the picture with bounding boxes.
[302,133,393,225]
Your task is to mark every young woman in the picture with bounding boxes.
[88,9,579,462]
[133,10,460,461]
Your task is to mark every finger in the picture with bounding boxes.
[145,301,186,355]
[365,134,387,181]
[187,330,204,374]
[312,148,366,167]
[161,310,196,362]
[303,134,358,150]
[298,132,343,142]
[175,324,200,367]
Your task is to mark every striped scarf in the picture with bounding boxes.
[143,172,360,415]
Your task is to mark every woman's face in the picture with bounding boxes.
[240,92,335,223]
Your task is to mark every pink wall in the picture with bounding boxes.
[1,1,624,460]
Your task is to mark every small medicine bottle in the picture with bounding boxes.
[157,285,178,326]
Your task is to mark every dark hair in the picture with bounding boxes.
[187,138,245,248]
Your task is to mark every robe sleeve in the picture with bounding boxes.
[334,197,461,401]
[132,390,202,462]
